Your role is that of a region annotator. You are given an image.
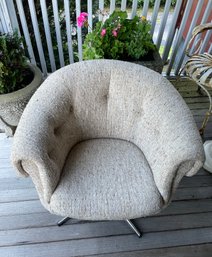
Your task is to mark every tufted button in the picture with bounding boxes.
[70,105,74,113]
[103,94,109,101]
[54,126,61,136]
[47,149,54,160]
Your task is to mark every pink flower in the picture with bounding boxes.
[81,12,88,18]
[77,12,88,27]
[101,29,106,37]
[112,29,118,37]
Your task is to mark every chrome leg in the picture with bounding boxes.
[126,219,142,237]
[57,216,71,226]
[57,217,141,237]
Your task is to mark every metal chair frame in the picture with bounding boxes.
[57,217,142,237]
[182,23,212,135]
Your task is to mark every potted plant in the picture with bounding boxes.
[78,10,163,73]
[0,32,43,136]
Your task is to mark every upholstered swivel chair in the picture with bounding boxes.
[11,60,204,237]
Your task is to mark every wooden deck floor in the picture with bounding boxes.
[0,79,212,257]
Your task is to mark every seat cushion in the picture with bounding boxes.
[50,138,163,220]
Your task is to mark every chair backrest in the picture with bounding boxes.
[27,60,186,142]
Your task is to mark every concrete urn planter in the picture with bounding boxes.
[0,64,43,136]
[132,49,164,74]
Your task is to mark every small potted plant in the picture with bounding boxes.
[78,10,163,73]
[0,31,43,136]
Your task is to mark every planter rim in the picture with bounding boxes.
[0,63,43,103]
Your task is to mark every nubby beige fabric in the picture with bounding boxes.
[50,139,163,220]
[11,60,204,220]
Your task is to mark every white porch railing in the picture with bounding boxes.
[0,0,211,77]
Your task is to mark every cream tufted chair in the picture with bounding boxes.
[11,60,204,237]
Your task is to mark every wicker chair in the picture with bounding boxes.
[11,60,204,237]
[183,23,212,172]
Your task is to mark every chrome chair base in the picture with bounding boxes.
[57,217,142,237]
[126,219,142,237]
[57,216,71,226]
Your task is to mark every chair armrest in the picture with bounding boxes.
[11,72,80,204]
[186,23,212,56]
[11,124,63,204]
[133,76,205,203]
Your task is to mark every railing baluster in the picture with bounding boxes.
[0,5,7,33]
[75,0,83,61]
[2,0,208,76]
[4,0,20,35]
[0,1,11,33]
[150,0,161,36]
[110,0,116,14]
[200,30,212,54]
[209,44,212,54]
[142,0,149,17]
[40,0,56,72]
[156,0,172,49]
[121,0,127,11]
[52,0,65,67]
[0,19,3,32]
[99,0,104,21]
[16,0,36,65]
[162,0,183,62]
[28,0,47,75]
[174,0,204,75]
[131,0,138,18]
[88,0,93,31]
[166,0,193,75]
[64,0,74,64]
[190,1,212,54]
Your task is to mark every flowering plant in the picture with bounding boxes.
[77,10,156,61]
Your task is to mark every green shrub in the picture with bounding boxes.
[82,11,155,61]
[0,32,32,94]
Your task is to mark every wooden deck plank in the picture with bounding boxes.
[84,244,212,257]
[0,200,45,216]
[0,212,62,231]
[1,227,212,257]
[178,176,212,188]
[173,187,212,201]
[1,213,212,247]
[0,188,38,203]
[159,200,212,216]
[0,177,34,191]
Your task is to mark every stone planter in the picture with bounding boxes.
[132,49,164,73]
[0,63,43,136]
